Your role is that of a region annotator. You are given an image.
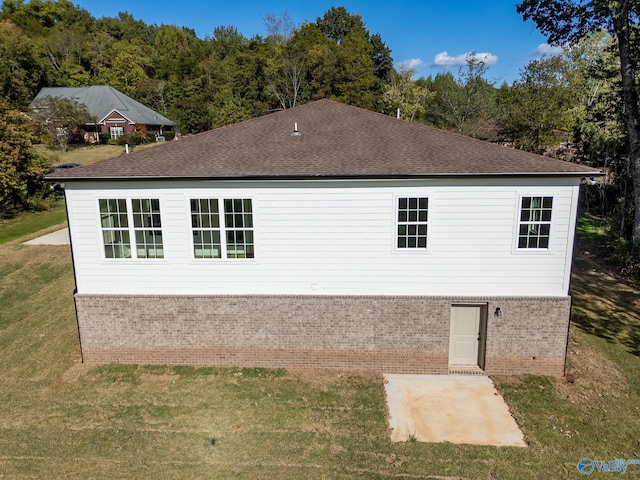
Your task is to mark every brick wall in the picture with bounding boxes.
[75,294,571,376]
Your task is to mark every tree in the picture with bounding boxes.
[316,6,361,44]
[332,23,377,109]
[0,20,52,108]
[265,46,306,110]
[30,95,92,151]
[499,55,575,153]
[107,42,152,97]
[315,6,395,104]
[382,67,433,121]
[370,33,394,93]
[0,99,52,217]
[427,54,497,138]
[288,23,336,101]
[517,0,640,253]
[264,11,295,44]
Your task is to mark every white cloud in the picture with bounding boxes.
[433,51,498,68]
[535,43,564,56]
[397,58,427,70]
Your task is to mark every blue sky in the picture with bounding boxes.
[72,0,560,84]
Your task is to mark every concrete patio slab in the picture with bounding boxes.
[384,374,526,447]
[23,228,70,245]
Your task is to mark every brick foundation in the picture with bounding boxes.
[75,294,571,376]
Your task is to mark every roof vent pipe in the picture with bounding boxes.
[397,108,400,119]
[291,122,301,136]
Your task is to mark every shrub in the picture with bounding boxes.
[116,133,143,146]
[163,131,175,141]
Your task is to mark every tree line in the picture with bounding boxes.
[0,0,639,271]
[0,2,394,130]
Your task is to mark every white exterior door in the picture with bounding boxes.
[449,305,482,366]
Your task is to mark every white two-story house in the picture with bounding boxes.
[46,99,601,376]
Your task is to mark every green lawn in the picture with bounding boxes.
[0,199,67,244]
[0,219,639,478]
[35,142,161,167]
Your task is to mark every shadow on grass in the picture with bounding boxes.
[571,252,640,356]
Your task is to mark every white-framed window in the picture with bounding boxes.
[517,196,553,249]
[99,199,131,258]
[190,198,254,259]
[99,198,164,259]
[191,199,222,259]
[109,126,124,139]
[131,199,164,258]
[397,196,428,249]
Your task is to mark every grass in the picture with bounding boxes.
[576,215,640,282]
[0,198,67,244]
[35,142,161,167]
[0,217,639,478]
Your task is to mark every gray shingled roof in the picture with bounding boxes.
[46,99,600,181]
[31,86,175,126]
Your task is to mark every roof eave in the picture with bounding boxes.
[44,170,605,182]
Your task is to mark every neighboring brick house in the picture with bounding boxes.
[30,85,176,142]
[46,99,601,376]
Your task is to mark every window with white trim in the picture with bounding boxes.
[190,198,254,259]
[99,198,164,259]
[99,199,131,258]
[518,196,552,249]
[109,126,124,139]
[131,199,164,258]
[191,199,221,259]
[397,197,428,249]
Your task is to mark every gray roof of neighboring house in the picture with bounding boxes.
[31,85,175,126]
[46,99,601,181]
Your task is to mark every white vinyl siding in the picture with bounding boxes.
[67,179,580,297]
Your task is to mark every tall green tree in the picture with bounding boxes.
[332,23,377,109]
[316,6,360,44]
[499,55,574,153]
[315,6,393,107]
[517,0,640,253]
[0,99,52,217]
[288,23,335,101]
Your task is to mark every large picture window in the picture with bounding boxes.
[518,196,553,249]
[190,198,254,259]
[397,197,428,249]
[99,198,163,259]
